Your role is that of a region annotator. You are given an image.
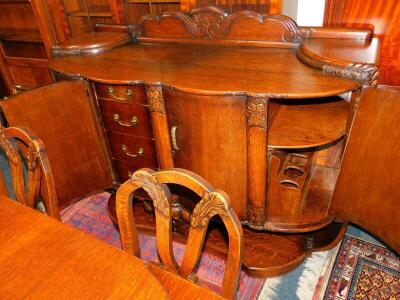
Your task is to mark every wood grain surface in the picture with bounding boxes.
[330,88,400,253]
[50,42,359,98]
[324,0,400,86]
[0,80,114,207]
[0,196,168,299]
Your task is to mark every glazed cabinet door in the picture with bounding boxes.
[329,88,400,252]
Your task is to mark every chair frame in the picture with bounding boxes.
[0,126,60,219]
[117,167,243,300]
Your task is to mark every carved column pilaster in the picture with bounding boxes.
[246,96,269,228]
[146,84,166,114]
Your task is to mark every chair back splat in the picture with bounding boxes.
[0,126,60,219]
[116,168,243,300]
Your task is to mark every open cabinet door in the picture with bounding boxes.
[330,88,400,252]
[0,80,115,207]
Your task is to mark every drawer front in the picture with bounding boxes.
[94,83,147,105]
[108,131,158,166]
[113,159,154,183]
[99,100,153,138]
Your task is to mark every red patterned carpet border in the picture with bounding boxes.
[321,235,399,300]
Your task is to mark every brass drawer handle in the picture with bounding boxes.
[108,86,133,101]
[113,113,138,127]
[121,145,144,157]
[171,126,180,151]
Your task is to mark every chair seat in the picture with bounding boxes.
[60,193,264,298]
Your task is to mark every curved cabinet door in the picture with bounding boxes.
[330,87,400,253]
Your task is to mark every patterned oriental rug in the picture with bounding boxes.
[61,193,399,300]
[314,236,400,300]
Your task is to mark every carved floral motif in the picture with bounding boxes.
[146,85,166,114]
[191,191,230,228]
[191,10,226,39]
[246,97,268,129]
[130,172,170,217]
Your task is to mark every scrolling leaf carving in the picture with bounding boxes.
[191,191,231,228]
[130,172,170,217]
[322,63,379,87]
[139,6,308,42]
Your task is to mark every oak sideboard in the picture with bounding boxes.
[3,6,397,277]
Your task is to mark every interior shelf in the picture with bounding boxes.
[265,165,337,232]
[0,28,42,43]
[67,5,112,18]
[268,97,349,149]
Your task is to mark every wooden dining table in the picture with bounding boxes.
[0,196,223,299]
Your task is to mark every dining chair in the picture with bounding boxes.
[116,167,244,300]
[0,126,60,219]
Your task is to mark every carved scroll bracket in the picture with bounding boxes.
[322,63,379,87]
[297,45,379,87]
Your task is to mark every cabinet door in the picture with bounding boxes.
[330,87,400,252]
[0,80,114,207]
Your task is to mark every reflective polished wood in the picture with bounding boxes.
[0,196,168,299]
[47,7,384,277]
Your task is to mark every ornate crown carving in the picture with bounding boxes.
[139,6,309,43]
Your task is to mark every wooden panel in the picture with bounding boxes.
[0,80,114,207]
[139,6,307,47]
[9,65,52,88]
[164,88,248,220]
[2,41,47,59]
[330,88,400,252]
[324,0,400,86]
[0,3,39,30]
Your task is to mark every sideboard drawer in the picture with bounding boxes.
[94,83,147,105]
[108,131,158,166]
[99,100,153,138]
[113,159,153,183]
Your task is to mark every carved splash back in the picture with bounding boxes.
[138,6,309,47]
